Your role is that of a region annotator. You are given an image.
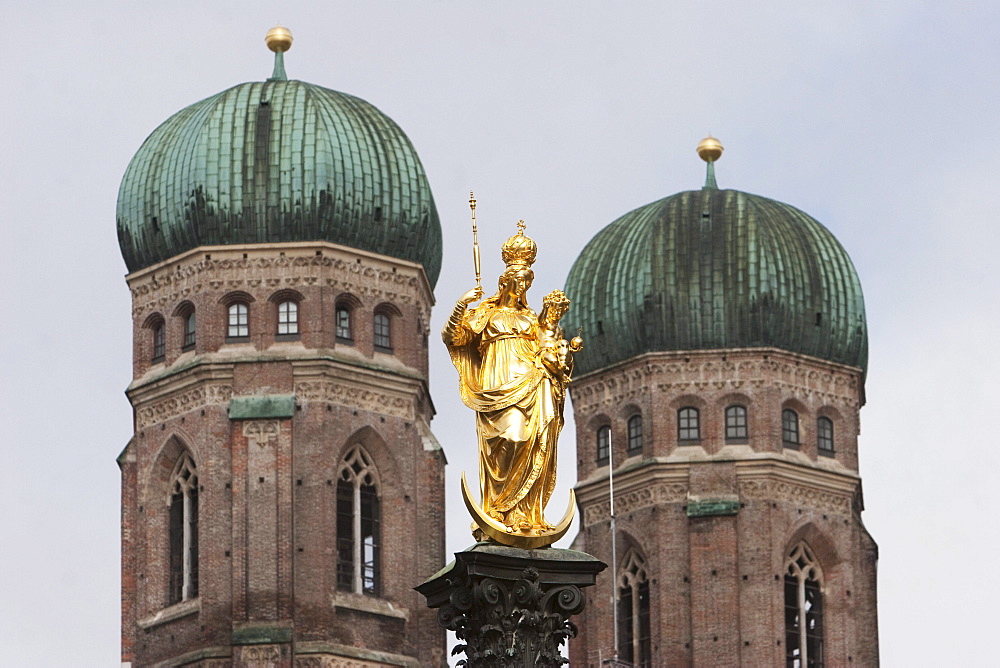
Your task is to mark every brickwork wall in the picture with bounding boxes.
[120,241,445,667]
[567,348,878,667]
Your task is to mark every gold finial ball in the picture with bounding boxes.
[697,135,724,163]
[265,25,293,53]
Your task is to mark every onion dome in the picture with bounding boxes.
[565,137,867,376]
[117,27,442,285]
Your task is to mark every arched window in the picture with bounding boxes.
[228,303,249,340]
[168,453,199,604]
[152,322,166,362]
[817,417,834,456]
[627,415,643,454]
[277,300,298,336]
[618,551,651,667]
[183,311,196,349]
[336,446,381,596]
[725,405,748,442]
[783,409,800,448]
[373,312,392,351]
[678,407,700,442]
[335,305,353,342]
[596,425,611,464]
[785,542,824,667]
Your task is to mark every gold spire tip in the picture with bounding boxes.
[265,25,293,53]
[516,219,526,235]
[697,135,724,163]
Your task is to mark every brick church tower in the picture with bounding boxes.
[564,139,879,666]
[116,29,447,667]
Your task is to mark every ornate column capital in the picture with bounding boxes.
[417,543,605,667]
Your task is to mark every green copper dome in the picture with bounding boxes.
[117,73,442,284]
[564,185,867,375]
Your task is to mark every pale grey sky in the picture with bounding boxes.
[3,3,998,665]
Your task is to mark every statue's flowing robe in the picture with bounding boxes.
[447,299,563,529]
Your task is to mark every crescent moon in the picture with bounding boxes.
[460,471,576,549]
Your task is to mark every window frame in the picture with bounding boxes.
[336,446,382,597]
[335,305,354,343]
[276,300,299,338]
[152,321,166,363]
[596,424,611,464]
[627,414,643,454]
[784,542,824,668]
[782,409,801,449]
[168,453,199,605]
[817,416,834,456]
[618,551,652,667]
[182,311,196,350]
[677,406,701,443]
[373,312,392,352]
[227,302,249,341]
[725,404,748,443]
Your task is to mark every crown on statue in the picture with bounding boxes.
[501,220,537,269]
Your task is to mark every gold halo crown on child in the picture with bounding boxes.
[501,220,537,269]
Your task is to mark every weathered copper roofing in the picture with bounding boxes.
[117,77,442,284]
[564,186,867,375]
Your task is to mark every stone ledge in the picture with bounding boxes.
[136,597,200,629]
[331,593,409,621]
[295,641,420,667]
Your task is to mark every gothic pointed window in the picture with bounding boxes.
[618,551,651,667]
[725,404,748,442]
[596,424,611,464]
[627,415,643,454]
[785,542,824,667]
[678,407,700,442]
[168,453,198,605]
[336,446,381,596]
[783,409,800,448]
[277,300,298,335]
[817,417,834,456]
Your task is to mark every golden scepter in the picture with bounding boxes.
[469,191,481,289]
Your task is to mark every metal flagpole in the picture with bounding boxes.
[609,428,619,661]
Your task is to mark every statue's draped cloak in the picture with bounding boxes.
[447,299,562,528]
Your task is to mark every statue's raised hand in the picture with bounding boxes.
[459,286,484,305]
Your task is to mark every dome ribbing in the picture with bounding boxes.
[117,78,442,285]
[564,187,867,375]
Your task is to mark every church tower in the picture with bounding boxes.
[117,29,447,667]
[564,139,878,666]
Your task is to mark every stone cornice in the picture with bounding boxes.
[127,355,429,427]
[576,456,859,526]
[127,241,434,323]
[569,348,863,412]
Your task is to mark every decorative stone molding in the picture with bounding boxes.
[739,479,852,515]
[417,544,605,668]
[296,656,395,667]
[580,470,854,523]
[295,381,412,419]
[582,482,687,526]
[135,384,233,429]
[241,644,283,661]
[243,420,280,448]
[130,250,426,318]
[571,350,861,414]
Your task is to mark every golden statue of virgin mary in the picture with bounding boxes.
[443,222,582,549]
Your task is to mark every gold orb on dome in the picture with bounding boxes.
[265,25,293,53]
[697,135,724,162]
